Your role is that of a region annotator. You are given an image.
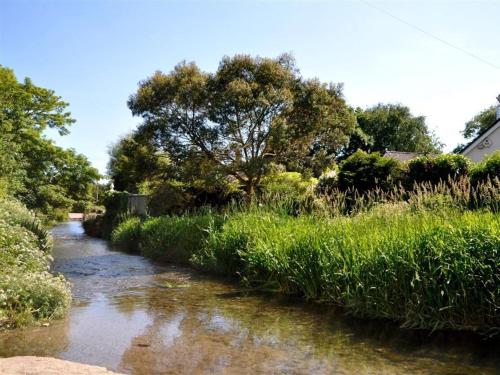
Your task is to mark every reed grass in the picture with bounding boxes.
[111,179,500,333]
[116,213,224,263]
[193,206,499,332]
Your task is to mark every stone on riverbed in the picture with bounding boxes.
[0,356,122,374]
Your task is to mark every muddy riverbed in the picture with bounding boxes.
[0,221,498,374]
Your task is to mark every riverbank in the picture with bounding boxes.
[108,204,500,334]
[0,357,121,375]
[3,220,499,374]
[0,198,71,329]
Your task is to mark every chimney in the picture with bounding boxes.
[497,94,500,120]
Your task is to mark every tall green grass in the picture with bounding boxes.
[110,180,500,333]
[193,206,499,331]
[112,213,223,263]
[112,204,499,332]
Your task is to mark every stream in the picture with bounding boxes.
[0,221,498,374]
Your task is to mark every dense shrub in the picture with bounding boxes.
[0,198,71,329]
[0,271,70,328]
[315,167,339,195]
[100,149,500,333]
[143,178,243,216]
[82,214,106,238]
[259,171,317,215]
[145,180,190,216]
[338,150,403,193]
[406,154,470,186]
[470,151,500,185]
[141,215,219,263]
[261,171,317,197]
[83,191,136,239]
[102,190,130,217]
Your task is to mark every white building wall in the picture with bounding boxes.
[462,123,500,163]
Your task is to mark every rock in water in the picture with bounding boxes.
[0,356,123,374]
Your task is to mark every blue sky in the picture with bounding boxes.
[1,0,499,174]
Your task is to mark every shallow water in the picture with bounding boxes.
[0,221,498,374]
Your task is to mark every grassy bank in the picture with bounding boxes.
[111,203,499,333]
[0,198,71,329]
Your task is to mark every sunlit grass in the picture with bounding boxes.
[111,180,500,333]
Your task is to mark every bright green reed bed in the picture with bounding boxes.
[112,203,499,334]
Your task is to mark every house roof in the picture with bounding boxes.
[383,151,421,162]
[460,117,500,155]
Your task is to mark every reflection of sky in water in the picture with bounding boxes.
[159,313,183,348]
[59,296,153,370]
[207,312,234,333]
[0,221,497,375]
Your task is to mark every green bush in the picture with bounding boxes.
[29,184,75,224]
[259,171,317,215]
[82,215,106,238]
[0,271,70,328]
[147,181,191,216]
[0,198,71,329]
[406,154,470,186]
[261,171,317,198]
[141,216,209,263]
[315,166,339,195]
[83,191,134,239]
[103,190,130,217]
[470,151,500,185]
[338,150,402,193]
[72,200,94,213]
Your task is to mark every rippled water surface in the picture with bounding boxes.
[0,221,498,374]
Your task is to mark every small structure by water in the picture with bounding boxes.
[126,194,149,216]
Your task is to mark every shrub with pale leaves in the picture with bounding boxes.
[0,198,71,329]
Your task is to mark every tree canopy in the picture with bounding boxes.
[0,66,100,220]
[127,54,356,194]
[342,104,442,157]
[453,106,497,153]
[108,133,171,193]
[462,106,496,140]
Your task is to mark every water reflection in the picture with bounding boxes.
[0,221,497,374]
[0,318,70,358]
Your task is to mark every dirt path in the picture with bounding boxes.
[0,356,123,375]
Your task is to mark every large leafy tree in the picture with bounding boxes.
[108,133,171,193]
[0,66,73,137]
[462,106,496,140]
[277,80,356,176]
[128,54,356,194]
[0,66,99,218]
[343,104,442,157]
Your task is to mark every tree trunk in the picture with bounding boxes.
[245,181,255,196]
